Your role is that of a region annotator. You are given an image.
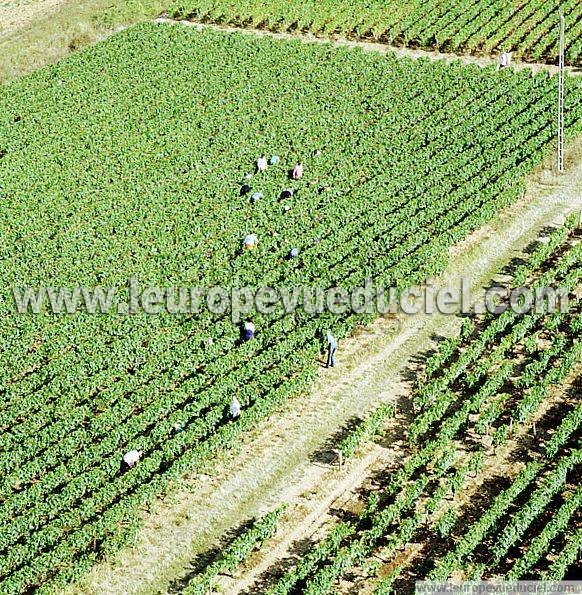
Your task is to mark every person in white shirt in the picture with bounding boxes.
[498,52,511,69]
[230,396,242,421]
[326,331,338,368]
[257,155,268,173]
[121,449,142,472]
[243,320,255,341]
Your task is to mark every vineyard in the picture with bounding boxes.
[0,10,581,595]
[169,0,582,67]
[180,220,581,593]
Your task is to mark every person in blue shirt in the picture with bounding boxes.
[326,331,338,368]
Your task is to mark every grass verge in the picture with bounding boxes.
[0,0,165,83]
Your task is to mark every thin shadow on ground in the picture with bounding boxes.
[166,517,257,593]
[309,415,363,465]
[240,536,316,594]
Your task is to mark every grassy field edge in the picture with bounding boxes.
[0,0,165,84]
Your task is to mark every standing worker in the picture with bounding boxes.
[326,331,338,368]
[292,162,304,180]
[230,396,242,421]
[498,52,512,69]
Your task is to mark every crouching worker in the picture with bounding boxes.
[280,188,294,201]
[243,234,258,251]
[120,449,142,473]
[243,320,255,341]
[230,396,242,421]
[292,162,303,180]
[257,154,268,173]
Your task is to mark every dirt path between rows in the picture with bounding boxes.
[155,17,580,78]
[72,140,582,595]
[344,365,581,594]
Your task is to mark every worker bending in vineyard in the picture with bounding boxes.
[326,331,338,368]
[281,188,294,201]
[120,449,142,473]
[498,52,512,69]
[292,162,303,180]
[243,320,255,341]
[230,396,242,421]
[243,234,258,251]
[257,154,268,173]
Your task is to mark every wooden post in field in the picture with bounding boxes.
[334,449,343,471]
[557,10,565,173]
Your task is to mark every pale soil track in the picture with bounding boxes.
[0,0,65,38]
[72,140,582,595]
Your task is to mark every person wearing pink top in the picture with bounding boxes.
[292,162,303,180]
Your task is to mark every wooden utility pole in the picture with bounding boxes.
[557,10,565,173]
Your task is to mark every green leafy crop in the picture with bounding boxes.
[0,22,580,592]
[169,0,582,67]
